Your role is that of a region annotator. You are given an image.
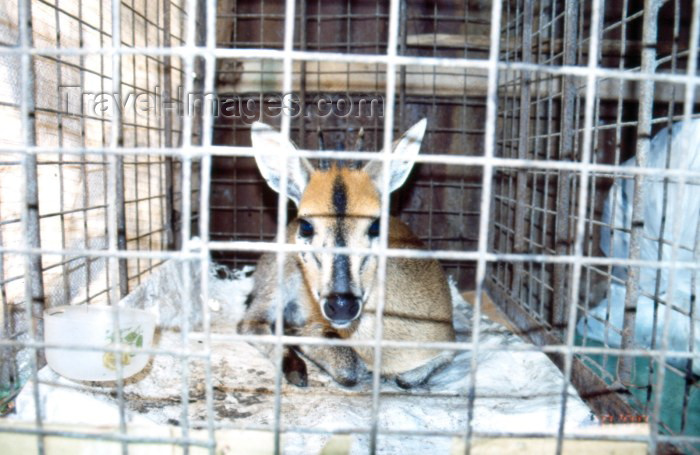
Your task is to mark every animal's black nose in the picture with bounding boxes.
[323,293,361,322]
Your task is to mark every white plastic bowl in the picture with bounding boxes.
[44,305,156,381]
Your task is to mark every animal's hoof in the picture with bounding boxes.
[395,376,415,390]
[335,375,358,387]
[395,370,430,389]
[285,369,308,387]
[283,348,308,387]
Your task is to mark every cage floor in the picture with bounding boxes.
[8,262,595,453]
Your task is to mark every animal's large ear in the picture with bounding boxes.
[363,118,427,193]
[250,122,314,207]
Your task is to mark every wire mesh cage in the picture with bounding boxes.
[491,1,700,452]
[0,0,699,453]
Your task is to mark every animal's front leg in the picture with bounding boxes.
[297,324,366,387]
[281,346,308,387]
[237,309,309,387]
[394,350,454,389]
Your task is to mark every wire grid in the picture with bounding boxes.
[490,0,700,453]
[0,0,191,448]
[0,0,699,454]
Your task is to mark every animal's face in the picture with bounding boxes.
[294,167,381,328]
[251,119,427,329]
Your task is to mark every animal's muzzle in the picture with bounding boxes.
[323,293,361,323]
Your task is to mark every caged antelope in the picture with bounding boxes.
[237,119,456,389]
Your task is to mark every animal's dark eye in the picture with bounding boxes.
[299,219,314,238]
[368,219,380,238]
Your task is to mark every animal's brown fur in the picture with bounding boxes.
[238,120,456,388]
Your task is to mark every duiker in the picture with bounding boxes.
[238,119,455,389]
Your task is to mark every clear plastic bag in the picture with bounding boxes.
[577,120,700,374]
